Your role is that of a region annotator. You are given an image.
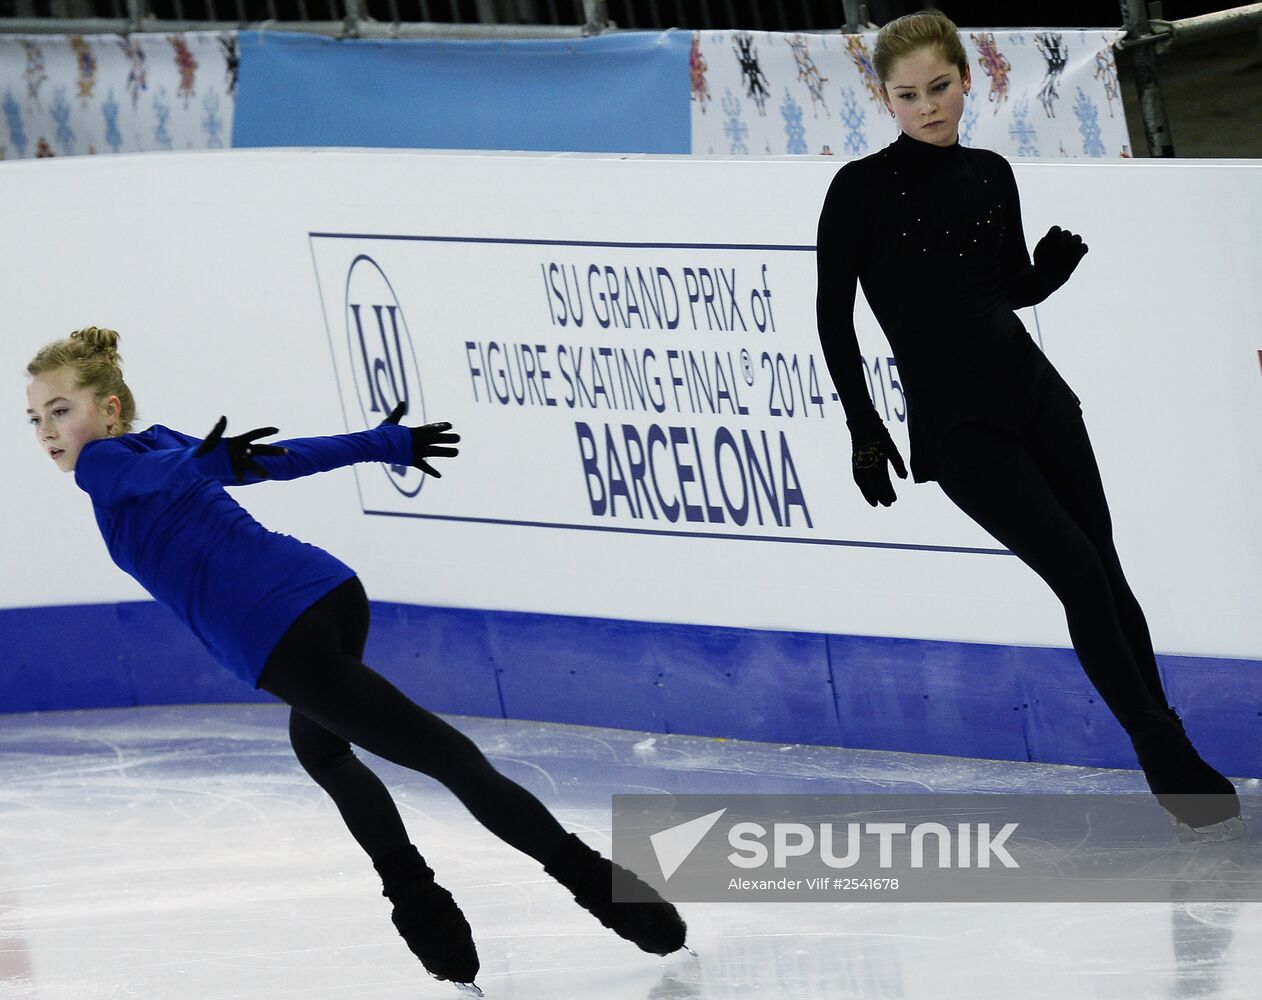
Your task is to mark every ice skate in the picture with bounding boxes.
[544,833,687,956]
[1173,814,1246,845]
[1131,721,1241,836]
[374,845,481,987]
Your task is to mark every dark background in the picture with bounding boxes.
[0,0,1245,27]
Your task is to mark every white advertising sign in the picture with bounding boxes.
[311,232,1008,555]
[2,148,1259,661]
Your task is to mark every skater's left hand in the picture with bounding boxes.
[381,401,461,478]
[1032,225,1088,285]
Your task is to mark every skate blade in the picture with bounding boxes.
[1175,815,1246,844]
[425,972,484,997]
[684,945,699,958]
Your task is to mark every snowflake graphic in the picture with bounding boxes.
[733,33,770,116]
[203,91,224,149]
[960,87,980,145]
[1035,33,1068,118]
[50,88,75,155]
[1073,87,1106,156]
[101,90,122,153]
[1094,36,1121,117]
[971,32,1012,112]
[781,89,808,154]
[153,88,172,150]
[1008,98,1039,156]
[838,86,867,156]
[721,89,748,155]
[3,90,28,158]
[788,33,829,117]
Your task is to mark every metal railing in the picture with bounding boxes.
[0,0,885,34]
[1116,1,1262,156]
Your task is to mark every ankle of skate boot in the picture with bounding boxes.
[545,834,602,891]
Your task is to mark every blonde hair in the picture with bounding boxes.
[27,326,137,435]
[874,9,969,90]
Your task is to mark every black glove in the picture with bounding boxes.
[381,401,460,478]
[850,421,907,508]
[193,416,288,484]
[1032,225,1088,288]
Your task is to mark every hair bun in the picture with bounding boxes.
[70,326,122,362]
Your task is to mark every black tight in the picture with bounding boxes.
[257,578,568,864]
[935,412,1173,736]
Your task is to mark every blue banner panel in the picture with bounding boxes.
[232,30,692,154]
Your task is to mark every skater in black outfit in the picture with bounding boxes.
[26,327,687,993]
[815,11,1240,838]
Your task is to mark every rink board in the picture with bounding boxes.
[1,599,1258,776]
[1,148,1259,772]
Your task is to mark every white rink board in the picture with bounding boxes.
[2,148,1260,660]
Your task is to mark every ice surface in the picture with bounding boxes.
[0,705,1259,999]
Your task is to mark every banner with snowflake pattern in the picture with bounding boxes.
[0,28,1128,161]
[691,29,1130,159]
[0,32,237,160]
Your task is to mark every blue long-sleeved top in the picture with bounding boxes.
[75,423,413,685]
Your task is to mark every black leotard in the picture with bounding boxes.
[815,131,1079,482]
[812,132,1238,819]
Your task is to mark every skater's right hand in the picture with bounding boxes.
[850,423,907,508]
[194,416,288,484]
[380,401,461,478]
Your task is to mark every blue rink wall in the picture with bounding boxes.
[2,600,1259,779]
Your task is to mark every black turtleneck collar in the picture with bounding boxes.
[892,130,963,161]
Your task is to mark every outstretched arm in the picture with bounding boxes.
[195,411,458,486]
[75,417,457,506]
[215,423,413,484]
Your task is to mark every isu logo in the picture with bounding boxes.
[344,254,427,497]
